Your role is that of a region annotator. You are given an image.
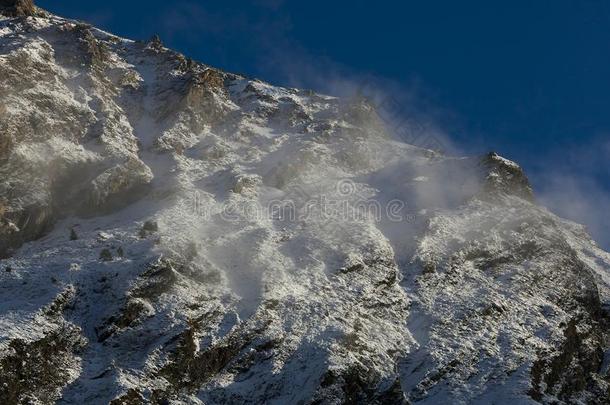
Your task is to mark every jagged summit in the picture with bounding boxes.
[0,8,609,405]
[481,151,535,201]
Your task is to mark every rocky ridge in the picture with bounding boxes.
[0,4,609,404]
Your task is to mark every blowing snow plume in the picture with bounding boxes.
[0,5,609,405]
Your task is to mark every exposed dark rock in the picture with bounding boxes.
[529,318,609,403]
[422,261,436,274]
[0,0,35,17]
[457,239,543,272]
[412,358,462,400]
[0,202,55,259]
[480,152,534,202]
[340,263,365,274]
[0,326,86,404]
[314,366,409,405]
[139,220,159,238]
[109,388,146,405]
[77,26,108,69]
[99,248,113,262]
[0,119,12,162]
[131,258,179,298]
[96,298,152,342]
[44,286,76,317]
[146,34,164,52]
[153,68,230,151]
[151,316,265,401]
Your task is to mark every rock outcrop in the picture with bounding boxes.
[0,0,36,16]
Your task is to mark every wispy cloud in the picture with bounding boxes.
[42,0,609,251]
[531,135,610,250]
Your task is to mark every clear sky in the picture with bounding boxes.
[37,0,610,249]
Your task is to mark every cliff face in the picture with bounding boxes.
[0,7,609,405]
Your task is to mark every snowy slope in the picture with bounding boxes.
[0,4,609,404]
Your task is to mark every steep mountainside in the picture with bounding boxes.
[1,4,609,404]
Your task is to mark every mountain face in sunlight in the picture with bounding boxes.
[1,4,609,404]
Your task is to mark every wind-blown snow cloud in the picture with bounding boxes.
[531,136,610,250]
[45,0,608,252]
[269,52,610,252]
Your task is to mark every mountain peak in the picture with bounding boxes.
[0,7,609,405]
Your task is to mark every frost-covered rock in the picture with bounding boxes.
[0,6,609,405]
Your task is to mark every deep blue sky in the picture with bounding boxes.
[38,0,610,248]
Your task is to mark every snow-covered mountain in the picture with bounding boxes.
[1,2,609,404]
